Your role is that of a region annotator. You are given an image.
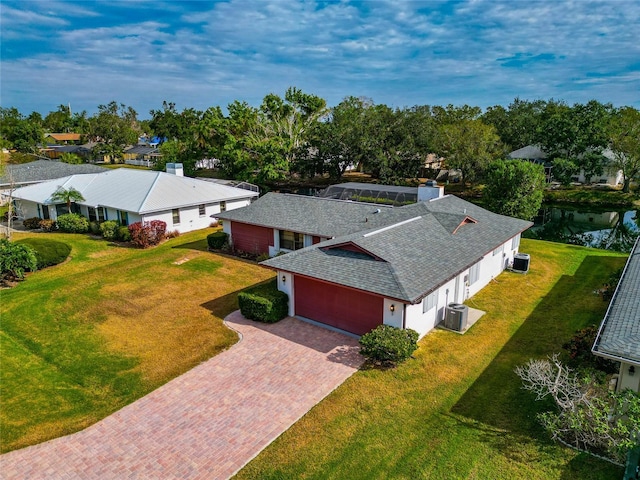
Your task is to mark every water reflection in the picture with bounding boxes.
[525,206,640,252]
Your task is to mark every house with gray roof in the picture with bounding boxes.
[0,160,107,190]
[9,167,258,234]
[592,237,640,393]
[217,191,532,337]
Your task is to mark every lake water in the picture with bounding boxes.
[526,205,639,252]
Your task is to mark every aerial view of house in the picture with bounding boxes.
[9,166,258,233]
[592,237,640,393]
[217,188,532,337]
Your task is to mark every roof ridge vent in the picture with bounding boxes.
[363,216,421,237]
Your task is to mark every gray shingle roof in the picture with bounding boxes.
[593,237,640,365]
[260,194,532,303]
[0,160,107,187]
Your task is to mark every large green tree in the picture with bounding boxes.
[608,106,640,193]
[0,107,44,153]
[483,98,546,150]
[88,102,140,163]
[483,159,545,220]
[435,119,503,186]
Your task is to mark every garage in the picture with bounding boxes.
[294,275,383,335]
[230,222,273,255]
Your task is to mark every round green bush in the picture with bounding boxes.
[100,220,119,240]
[359,325,419,366]
[56,213,89,233]
[0,239,37,280]
[117,226,131,242]
[207,231,229,250]
[89,221,101,235]
[16,238,71,269]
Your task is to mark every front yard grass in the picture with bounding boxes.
[235,239,628,480]
[0,228,273,453]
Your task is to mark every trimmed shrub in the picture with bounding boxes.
[56,213,89,233]
[359,325,419,366]
[0,239,37,280]
[23,217,42,230]
[207,231,228,250]
[39,219,57,232]
[117,226,131,242]
[238,281,288,323]
[89,221,101,235]
[165,230,180,239]
[100,220,119,240]
[16,238,71,269]
[128,220,167,248]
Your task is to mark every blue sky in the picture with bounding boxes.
[2,0,639,118]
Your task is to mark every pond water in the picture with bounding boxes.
[526,205,639,252]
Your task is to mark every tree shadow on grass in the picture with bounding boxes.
[450,254,626,476]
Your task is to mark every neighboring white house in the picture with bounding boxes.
[508,144,624,186]
[8,167,258,233]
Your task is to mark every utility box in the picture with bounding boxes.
[513,253,530,273]
[444,303,469,331]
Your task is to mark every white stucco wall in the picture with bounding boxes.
[617,362,640,393]
[383,298,403,329]
[277,271,295,316]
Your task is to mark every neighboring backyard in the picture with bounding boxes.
[0,228,274,453]
[235,239,628,480]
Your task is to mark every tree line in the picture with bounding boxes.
[2,91,639,192]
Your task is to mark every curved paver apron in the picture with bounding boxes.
[0,311,362,479]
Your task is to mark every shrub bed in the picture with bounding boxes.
[23,217,43,230]
[16,238,71,269]
[128,220,167,248]
[207,231,228,250]
[117,226,132,242]
[56,213,89,233]
[39,219,57,232]
[0,239,37,280]
[359,325,419,366]
[238,280,288,323]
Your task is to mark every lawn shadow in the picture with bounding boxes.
[450,255,627,458]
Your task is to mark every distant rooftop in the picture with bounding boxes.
[0,160,107,187]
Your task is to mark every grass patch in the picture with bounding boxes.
[544,187,638,208]
[235,239,627,479]
[1,228,273,452]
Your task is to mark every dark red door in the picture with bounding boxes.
[294,276,383,335]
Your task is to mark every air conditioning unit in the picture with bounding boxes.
[444,303,469,332]
[512,253,530,273]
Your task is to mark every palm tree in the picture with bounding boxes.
[50,187,85,214]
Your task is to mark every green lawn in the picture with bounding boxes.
[235,239,627,479]
[0,229,273,452]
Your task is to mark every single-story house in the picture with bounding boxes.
[508,144,623,185]
[217,190,532,337]
[9,167,258,233]
[44,133,83,145]
[592,237,640,393]
[123,145,162,167]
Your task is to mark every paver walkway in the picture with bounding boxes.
[0,312,363,479]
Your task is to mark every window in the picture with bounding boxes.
[469,263,480,285]
[279,230,304,251]
[198,204,206,217]
[88,208,97,222]
[97,207,105,222]
[42,205,50,220]
[511,235,520,251]
[220,201,226,212]
[118,210,128,226]
[172,209,180,225]
[422,291,437,313]
[493,245,503,256]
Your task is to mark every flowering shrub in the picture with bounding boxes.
[100,220,119,240]
[128,220,167,248]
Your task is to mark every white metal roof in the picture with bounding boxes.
[11,168,258,214]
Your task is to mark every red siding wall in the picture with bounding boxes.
[294,276,383,335]
[230,222,273,255]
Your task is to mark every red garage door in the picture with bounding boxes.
[230,222,273,255]
[294,276,383,335]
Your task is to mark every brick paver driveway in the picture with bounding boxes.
[0,312,363,479]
